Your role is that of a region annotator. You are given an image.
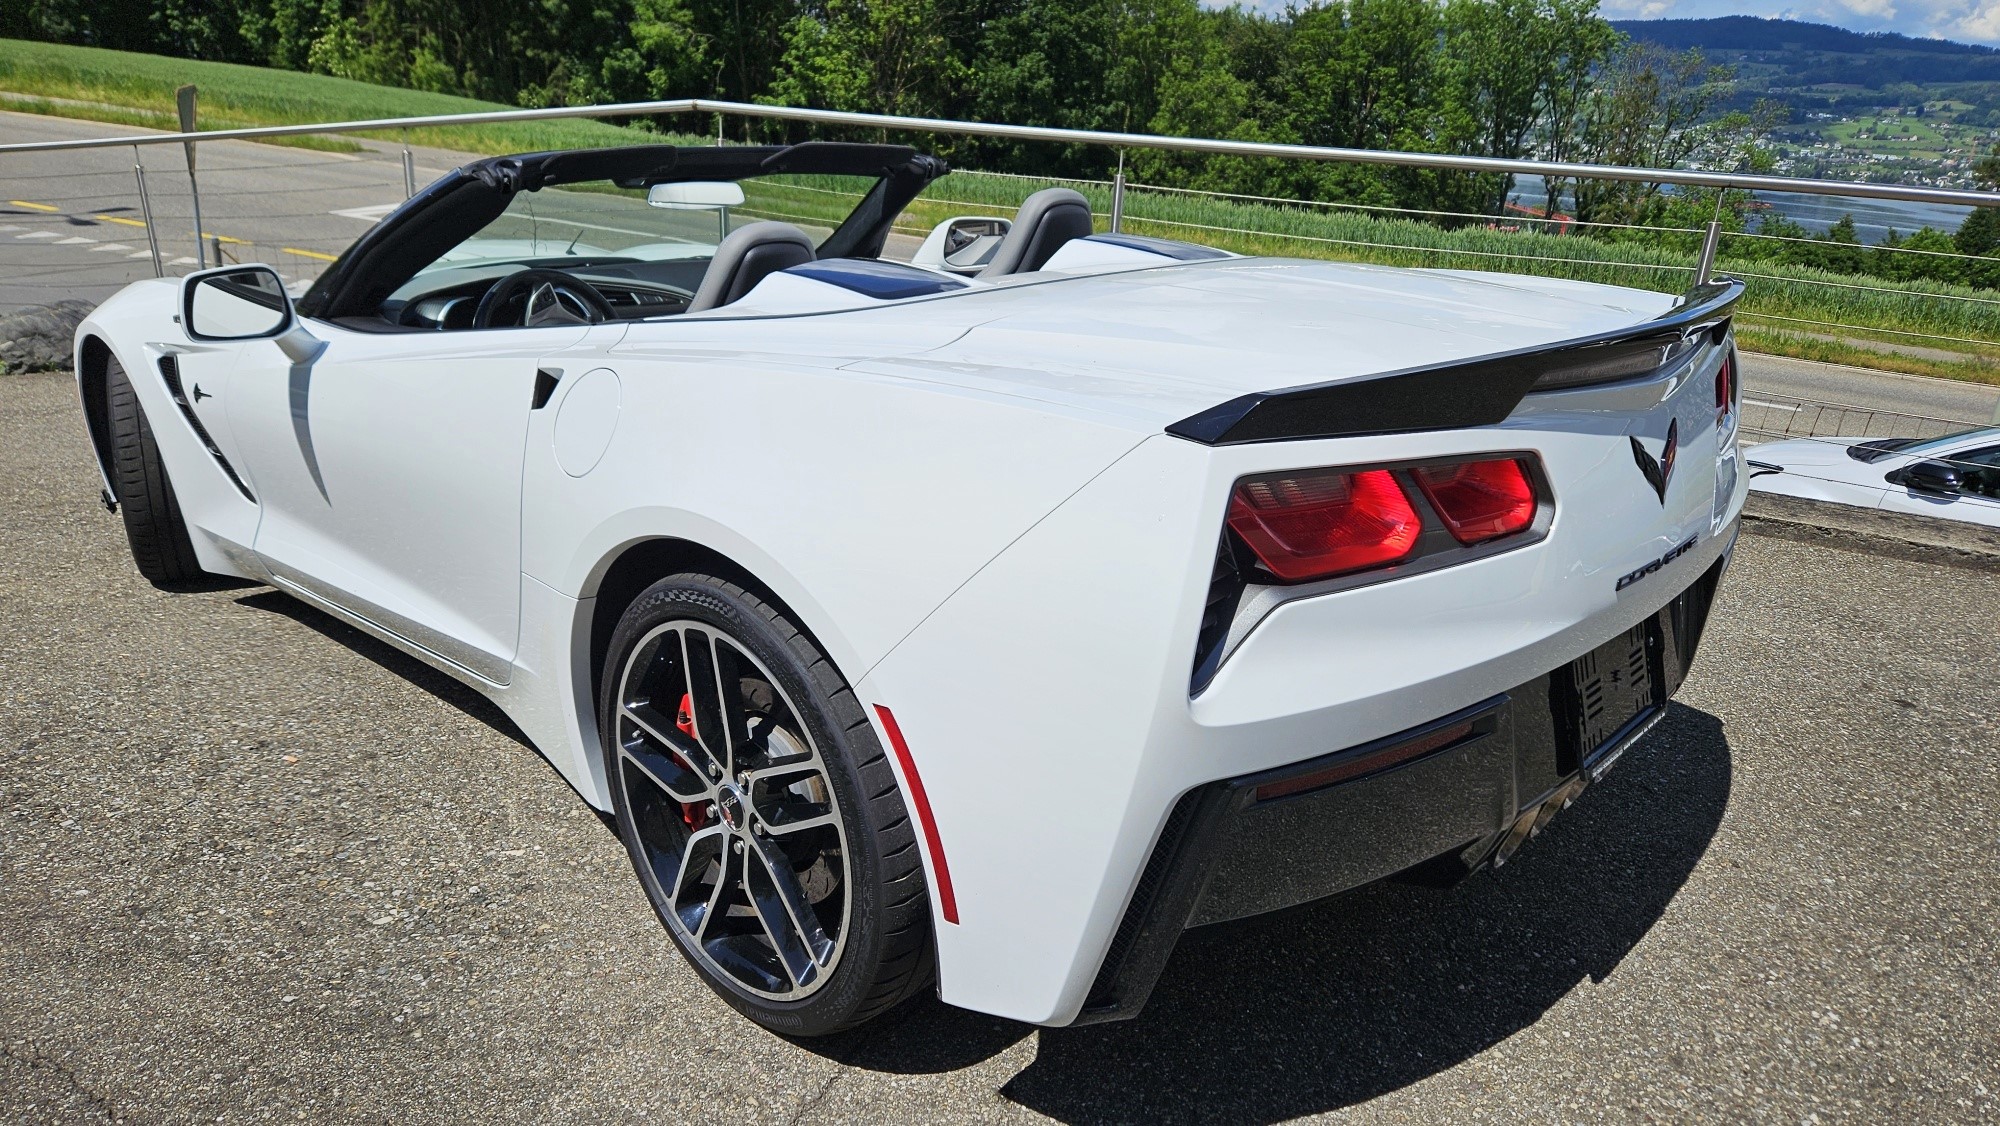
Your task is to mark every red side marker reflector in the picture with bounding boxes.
[873,705,958,925]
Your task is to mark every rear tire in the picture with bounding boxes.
[599,572,935,1036]
[104,355,206,589]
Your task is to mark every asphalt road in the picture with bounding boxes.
[4,108,1999,427]
[2,365,1997,1123]
[0,111,457,307]
[1736,351,1999,429]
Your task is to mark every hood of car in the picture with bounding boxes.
[846,258,1681,428]
[1744,437,1875,470]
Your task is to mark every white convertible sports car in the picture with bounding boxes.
[1746,426,2000,528]
[71,142,1746,1035]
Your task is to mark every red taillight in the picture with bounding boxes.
[1715,352,1735,416]
[1412,458,1537,545]
[1227,468,1421,581]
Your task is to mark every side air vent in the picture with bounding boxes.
[157,356,254,502]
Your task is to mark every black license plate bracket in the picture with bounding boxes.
[1552,618,1665,776]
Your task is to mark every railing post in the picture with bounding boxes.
[1695,220,1721,286]
[1110,150,1127,234]
[177,85,205,270]
[1695,191,1726,286]
[131,145,164,279]
[401,132,417,198]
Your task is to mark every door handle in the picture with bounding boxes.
[531,368,562,410]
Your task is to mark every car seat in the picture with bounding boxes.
[688,221,817,312]
[978,188,1094,278]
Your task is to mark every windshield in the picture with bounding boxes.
[418,174,883,275]
[1882,426,2000,459]
[300,142,947,326]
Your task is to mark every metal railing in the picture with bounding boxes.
[1738,394,1985,444]
[5,98,1998,208]
[4,95,2000,389]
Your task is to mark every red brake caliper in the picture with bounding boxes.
[674,693,712,831]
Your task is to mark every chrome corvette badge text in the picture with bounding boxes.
[1616,535,1698,592]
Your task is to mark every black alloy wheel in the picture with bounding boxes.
[600,574,934,1035]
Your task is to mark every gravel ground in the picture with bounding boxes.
[2,368,1995,1124]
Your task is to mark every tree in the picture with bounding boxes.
[1442,0,1612,214]
[1572,44,1730,226]
[1973,143,2000,188]
[1533,0,1619,221]
[765,0,969,120]
[1131,6,1268,194]
[1956,206,2000,257]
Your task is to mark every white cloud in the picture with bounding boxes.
[1945,1,2000,41]
[1831,0,1899,19]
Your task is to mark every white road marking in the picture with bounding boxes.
[168,256,199,266]
[332,204,398,222]
[90,243,133,253]
[56,236,95,245]
[1745,399,1802,412]
[127,251,153,259]
[15,230,58,240]
[0,225,22,232]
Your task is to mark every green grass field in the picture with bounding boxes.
[1,37,1995,387]
[0,38,701,153]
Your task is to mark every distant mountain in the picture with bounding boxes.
[1611,16,2000,88]
[1612,16,1995,58]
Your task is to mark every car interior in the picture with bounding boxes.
[291,142,1105,333]
[296,142,948,331]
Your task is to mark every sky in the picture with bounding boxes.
[1214,1,2000,48]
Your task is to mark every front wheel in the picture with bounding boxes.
[104,354,206,589]
[599,573,935,1035]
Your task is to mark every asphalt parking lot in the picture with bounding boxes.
[2,367,1996,1124]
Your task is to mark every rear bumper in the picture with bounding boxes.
[1074,552,1726,1025]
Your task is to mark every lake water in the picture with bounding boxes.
[1505,180,1972,245]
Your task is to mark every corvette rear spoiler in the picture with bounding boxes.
[1165,278,1745,446]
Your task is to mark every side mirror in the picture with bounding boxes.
[183,265,292,341]
[1897,459,1962,496]
[912,216,1012,275]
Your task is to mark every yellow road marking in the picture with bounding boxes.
[282,247,338,261]
[23,203,296,256]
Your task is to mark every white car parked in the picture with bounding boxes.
[1746,427,2000,528]
[73,141,1747,1034]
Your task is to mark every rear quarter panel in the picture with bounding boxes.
[517,342,1152,802]
[862,339,1748,1026]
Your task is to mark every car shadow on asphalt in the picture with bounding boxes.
[806,703,1732,1124]
[233,590,534,751]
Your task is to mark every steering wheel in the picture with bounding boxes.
[471,268,617,328]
